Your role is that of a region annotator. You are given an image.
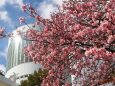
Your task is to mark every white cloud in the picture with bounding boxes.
[38,1,56,19]
[38,0,64,19]
[0,0,6,8]
[0,0,21,27]
[0,11,12,24]
[0,0,23,9]
[7,0,23,9]
[0,46,8,60]
[51,0,63,6]
[0,52,6,58]
[0,64,6,73]
[0,11,14,28]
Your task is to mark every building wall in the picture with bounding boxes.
[5,62,42,84]
[7,24,42,71]
[6,24,43,85]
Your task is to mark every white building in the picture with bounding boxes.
[5,24,42,85]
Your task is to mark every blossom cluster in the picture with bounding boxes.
[0,28,5,38]
[19,0,115,86]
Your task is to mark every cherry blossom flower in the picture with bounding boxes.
[19,17,25,24]
[20,0,115,86]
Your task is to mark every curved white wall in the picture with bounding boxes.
[5,62,42,84]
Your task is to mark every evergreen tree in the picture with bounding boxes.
[19,69,48,86]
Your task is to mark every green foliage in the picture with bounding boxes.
[19,69,48,86]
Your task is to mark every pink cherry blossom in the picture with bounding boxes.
[19,17,25,24]
[19,0,115,86]
[0,28,5,37]
[0,28,4,35]
[22,4,27,12]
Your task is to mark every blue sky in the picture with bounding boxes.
[0,0,63,72]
